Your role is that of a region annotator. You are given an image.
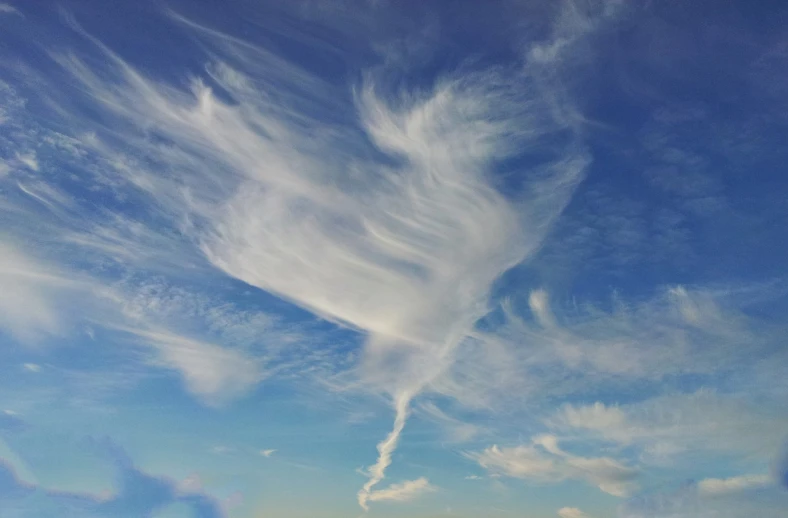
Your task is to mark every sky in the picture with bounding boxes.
[0,0,787,517]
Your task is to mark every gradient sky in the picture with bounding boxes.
[1,1,787,517]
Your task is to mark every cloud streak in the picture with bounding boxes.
[550,390,788,463]
[365,476,436,505]
[468,434,638,497]
[697,474,772,496]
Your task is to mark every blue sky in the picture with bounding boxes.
[1,0,787,517]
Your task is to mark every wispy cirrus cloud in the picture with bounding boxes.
[417,400,485,443]
[467,434,638,497]
[364,476,436,506]
[0,3,20,16]
[121,327,264,407]
[17,4,599,509]
[429,282,774,414]
[2,2,783,515]
[549,390,788,464]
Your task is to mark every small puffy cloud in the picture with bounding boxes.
[23,363,41,372]
[468,435,638,497]
[366,477,436,504]
[558,507,589,518]
[260,449,276,458]
[465,475,483,480]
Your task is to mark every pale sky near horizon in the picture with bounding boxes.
[1,1,787,517]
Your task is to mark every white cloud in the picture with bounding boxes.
[15,152,38,171]
[365,477,436,504]
[0,3,663,509]
[260,449,276,458]
[435,283,772,413]
[0,3,20,15]
[23,363,41,372]
[358,392,412,510]
[468,435,638,497]
[0,242,77,342]
[698,474,772,497]
[45,15,592,509]
[558,507,589,518]
[126,328,264,406]
[527,287,753,378]
[550,391,788,464]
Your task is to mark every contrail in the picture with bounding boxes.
[358,391,413,511]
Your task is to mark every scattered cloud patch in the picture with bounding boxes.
[558,507,589,518]
[365,477,436,505]
[126,328,264,406]
[14,152,38,171]
[468,435,638,497]
[550,391,788,463]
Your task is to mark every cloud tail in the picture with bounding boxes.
[358,391,413,510]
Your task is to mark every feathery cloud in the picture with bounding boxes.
[0,3,19,16]
[468,434,638,497]
[40,10,593,508]
[550,391,788,463]
[365,477,436,504]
